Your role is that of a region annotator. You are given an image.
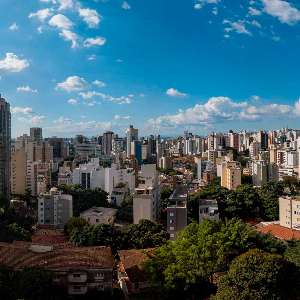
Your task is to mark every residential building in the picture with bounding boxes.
[221,161,241,190]
[111,183,132,207]
[279,196,300,229]
[80,206,118,226]
[133,165,161,224]
[58,167,73,185]
[249,141,261,159]
[159,156,173,169]
[75,142,102,159]
[197,159,213,180]
[11,146,26,195]
[112,137,125,153]
[203,169,215,184]
[199,199,219,224]
[38,187,73,229]
[30,127,42,146]
[26,161,39,196]
[49,137,65,160]
[126,125,138,157]
[103,131,114,155]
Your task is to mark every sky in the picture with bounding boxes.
[2,0,300,138]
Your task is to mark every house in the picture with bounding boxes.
[199,199,220,224]
[0,242,115,296]
[117,249,158,299]
[80,206,118,226]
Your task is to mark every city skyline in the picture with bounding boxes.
[2,0,300,137]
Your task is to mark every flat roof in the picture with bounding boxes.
[80,206,118,219]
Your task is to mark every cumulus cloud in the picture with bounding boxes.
[251,95,260,102]
[116,59,122,62]
[9,23,19,30]
[56,76,91,92]
[44,121,113,133]
[166,88,188,98]
[261,0,300,25]
[59,30,79,48]
[79,8,102,28]
[194,4,202,9]
[37,26,43,33]
[54,117,73,123]
[79,91,133,105]
[115,115,132,120]
[251,20,261,27]
[117,98,133,105]
[18,116,47,124]
[40,0,56,3]
[83,100,101,106]
[248,7,262,16]
[140,94,146,97]
[29,8,54,22]
[122,1,131,9]
[11,107,35,115]
[0,53,29,73]
[68,99,78,105]
[49,14,73,29]
[84,37,107,47]
[87,55,96,60]
[93,80,106,87]
[57,0,73,10]
[224,20,252,35]
[17,86,37,93]
[81,116,86,118]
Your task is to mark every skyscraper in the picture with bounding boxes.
[103,131,114,155]
[30,127,42,146]
[126,125,138,157]
[0,95,11,199]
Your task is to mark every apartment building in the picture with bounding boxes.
[133,165,161,224]
[30,127,42,146]
[279,196,300,229]
[249,141,261,159]
[26,161,39,196]
[11,146,26,195]
[158,156,173,169]
[75,142,102,159]
[80,206,118,226]
[197,158,214,180]
[221,161,241,190]
[199,199,219,224]
[38,187,73,229]
[58,167,73,185]
[126,125,138,157]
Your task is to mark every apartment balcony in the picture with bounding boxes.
[68,285,88,295]
[68,273,87,283]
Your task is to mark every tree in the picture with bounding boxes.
[117,196,133,222]
[284,238,300,268]
[281,176,300,195]
[124,219,170,249]
[259,181,284,221]
[241,174,252,185]
[64,217,88,236]
[20,189,32,205]
[212,249,299,300]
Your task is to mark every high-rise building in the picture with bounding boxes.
[221,161,241,190]
[11,146,26,195]
[103,131,114,155]
[0,95,11,199]
[30,127,42,146]
[126,125,138,157]
[49,136,64,159]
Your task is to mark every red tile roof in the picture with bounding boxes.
[32,235,69,245]
[258,224,300,240]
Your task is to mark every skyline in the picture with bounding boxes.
[2,0,300,137]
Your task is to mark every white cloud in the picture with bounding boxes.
[145,96,248,130]
[140,94,146,97]
[58,0,73,10]
[251,95,260,101]
[166,88,188,98]
[68,99,78,105]
[261,0,300,25]
[57,76,91,92]
[115,115,132,120]
[85,100,101,106]
[81,116,86,118]
[251,20,261,27]
[224,20,252,35]
[79,8,102,28]
[59,30,79,48]
[18,116,47,124]
[212,7,218,15]
[79,91,133,105]
[239,110,260,121]
[224,34,230,38]
[194,4,202,9]
[17,86,37,93]
[122,1,131,9]
[44,121,112,133]
[248,7,262,16]
[194,0,220,9]
[54,116,73,123]
[88,55,96,60]
[128,94,134,97]
[29,8,54,22]
[84,37,107,47]
[49,14,73,29]
[9,23,19,30]
[11,107,35,115]
[117,98,133,105]
[40,0,56,3]
[116,59,122,62]
[93,80,106,87]
[37,26,43,33]
[0,53,29,73]
[79,91,106,99]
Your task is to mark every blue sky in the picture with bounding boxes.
[2,0,300,138]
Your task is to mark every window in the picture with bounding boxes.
[170,227,174,230]
[95,273,104,279]
[96,219,99,223]
[73,274,81,278]
[170,234,175,238]
[40,208,43,211]
[96,285,104,291]
[170,213,174,216]
[170,220,173,223]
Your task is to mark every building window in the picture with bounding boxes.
[170,234,175,238]
[170,213,174,216]
[95,273,104,279]
[170,227,174,231]
[170,220,173,223]
[96,285,104,291]
[73,274,81,278]
[40,208,43,211]
[96,219,99,223]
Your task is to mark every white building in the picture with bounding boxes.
[80,206,118,226]
[133,165,161,224]
[197,159,214,180]
[249,141,261,159]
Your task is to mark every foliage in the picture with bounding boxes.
[161,188,173,210]
[281,176,300,195]
[241,174,252,184]
[20,189,32,205]
[124,219,170,249]
[212,249,299,300]
[64,217,88,236]
[285,238,300,268]
[57,184,109,216]
[158,168,181,176]
[143,219,286,298]
[115,182,126,188]
[117,196,133,222]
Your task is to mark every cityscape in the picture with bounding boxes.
[3,0,300,299]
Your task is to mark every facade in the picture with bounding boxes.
[158,156,173,169]
[221,161,241,190]
[30,127,42,146]
[112,137,125,153]
[75,142,102,158]
[199,199,219,224]
[38,187,73,229]
[11,146,26,195]
[126,125,138,157]
[49,137,64,159]
[103,131,114,155]
[279,196,300,229]
[249,141,261,159]
[80,206,118,226]
[26,161,39,196]
[133,165,161,224]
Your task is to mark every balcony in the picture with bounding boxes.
[68,273,87,283]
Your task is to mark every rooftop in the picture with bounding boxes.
[80,206,118,219]
[258,223,300,240]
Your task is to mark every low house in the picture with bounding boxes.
[117,249,158,299]
[0,242,115,296]
[80,206,118,226]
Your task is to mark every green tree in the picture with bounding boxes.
[117,196,133,222]
[284,238,300,267]
[281,176,300,195]
[259,181,284,221]
[241,174,252,185]
[64,216,88,236]
[124,219,169,249]
[20,189,32,205]
[212,249,299,300]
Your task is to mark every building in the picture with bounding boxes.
[199,199,219,224]
[0,96,11,199]
[26,161,39,196]
[118,249,158,298]
[203,169,215,184]
[80,206,118,226]
[38,187,73,229]
[126,125,138,157]
[0,243,115,296]
[58,166,73,185]
[112,137,125,153]
[11,146,26,195]
[30,127,42,146]
[197,159,213,180]
[279,196,300,229]
[158,156,173,169]
[103,131,114,155]
[75,142,102,159]
[49,137,65,160]
[249,141,261,159]
[111,183,132,207]
[133,165,161,224]
[167,186,188,241]
[221,161,241,190]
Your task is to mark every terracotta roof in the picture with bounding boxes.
[0,242,115,270]
[34,229,64,236]
[258,224,300,240]
[31,235,69,245]
[118,249,155,284]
